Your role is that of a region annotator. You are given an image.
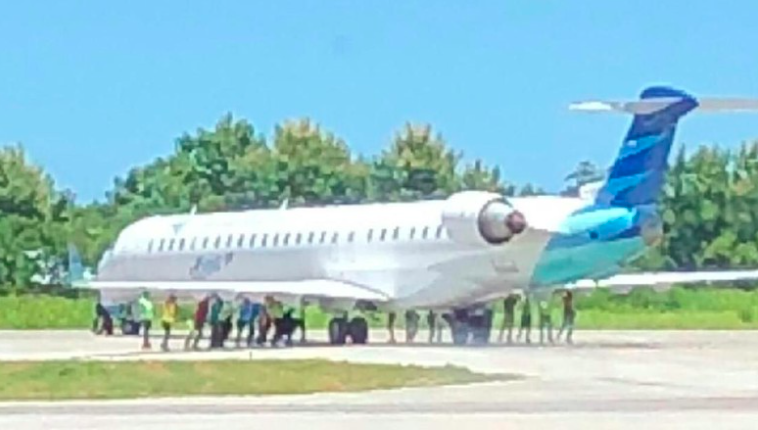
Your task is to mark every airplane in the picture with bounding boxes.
[71,85,758,345]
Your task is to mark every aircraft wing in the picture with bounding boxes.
[77,279,390,306]
[566,270,758,293]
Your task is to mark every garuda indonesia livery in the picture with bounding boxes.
[74,86,758,345]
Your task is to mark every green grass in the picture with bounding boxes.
[2,286,758,330]
[0,359,505,400]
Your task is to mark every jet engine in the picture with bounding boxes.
[441,191,527,246]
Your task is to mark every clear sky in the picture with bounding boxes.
[1,1,757,203]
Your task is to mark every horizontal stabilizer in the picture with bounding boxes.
[570,97,758,115]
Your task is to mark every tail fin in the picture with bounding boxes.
[594,86,698,207]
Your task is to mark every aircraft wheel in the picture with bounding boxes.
[452,323,469,345]
[451,309,470,345]
[347,317,369,344]
[328,317,348,345]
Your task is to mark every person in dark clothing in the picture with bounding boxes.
[498,293,521,344]
[387,312,397,343]
[277,309,299,346]
[426,311,437,343]
[538,299,554,345]
[517,296,532,344]
[405,310,420,343]
[185,295,210,350]
[92,302,114,336]
[256,304,271,346]
[556,290,576,344]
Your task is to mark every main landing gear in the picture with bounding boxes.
[444,307,494,345]
[328,315,369,345]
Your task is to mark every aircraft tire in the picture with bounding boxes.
[347,317,369,344]
[328,317,348,345]
[470,309,493,344]
[451,321,469,345]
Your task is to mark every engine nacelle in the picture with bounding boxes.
[441,191,527,246]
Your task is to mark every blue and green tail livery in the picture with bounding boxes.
[595,86,698,208]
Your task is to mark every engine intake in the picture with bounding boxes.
[441,191,527,246]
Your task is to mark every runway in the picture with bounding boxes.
[2,330,758,429]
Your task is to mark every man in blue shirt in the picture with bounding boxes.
[235,296,262,348]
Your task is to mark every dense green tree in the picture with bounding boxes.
[2,113,758,291]
[368,123,461,201]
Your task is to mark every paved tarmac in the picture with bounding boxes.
[1,329,758,429]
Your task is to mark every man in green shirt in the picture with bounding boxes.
[219,299,234,347]
[538,299,554,345]
[137,291,155,350]
[498,293,521,344]
[209,294,223,349]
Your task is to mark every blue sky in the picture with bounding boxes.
[1,1,757,203]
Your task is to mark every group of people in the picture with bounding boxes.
[498,289,576,345]
[92,292,305,351]
[181,293,304,351]
[91,289,577,348]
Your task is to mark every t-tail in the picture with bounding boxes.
[570,86,758,208]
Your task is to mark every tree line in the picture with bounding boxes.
[1,114,757,294]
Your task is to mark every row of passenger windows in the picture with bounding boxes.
[147,225,447,253]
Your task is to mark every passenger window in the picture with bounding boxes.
[190,237,197,251]
[214,236,221,249]
[320,231,327,244]
[237,234,245,248]
[283,233,291,246]
[168,239,175,251]
[249,234,257,248]
[179,238,186,250]
[308,232,315,244]
[422,227,429,239]
[261,234,268,247]
[367,229,373,242]
[148,240,154,253]
[348,231,355,243]
[273,234,280,247]
[410,228,416,240]
[331,232,339,244]
[203,237,210,249]
[436,225,444,239]
[296,233,302,245]
[226,235,233,248]
[393,227,400,240]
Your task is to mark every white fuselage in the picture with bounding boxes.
[94,193,589,310]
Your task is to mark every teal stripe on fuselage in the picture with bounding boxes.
[530,236,645,287]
